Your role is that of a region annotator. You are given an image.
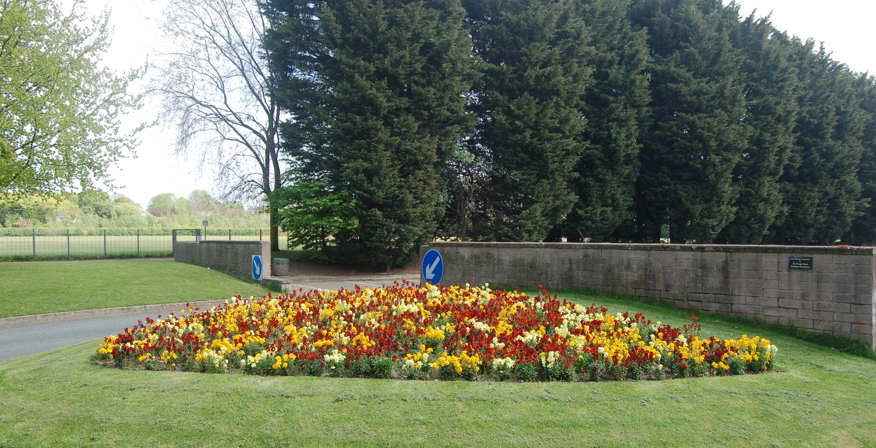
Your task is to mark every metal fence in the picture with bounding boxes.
[0,228,287,260]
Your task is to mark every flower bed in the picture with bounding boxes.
[94,283,777,381]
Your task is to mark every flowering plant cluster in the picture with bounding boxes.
[94,282,777,381]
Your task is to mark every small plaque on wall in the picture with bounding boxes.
[789,256,813,270]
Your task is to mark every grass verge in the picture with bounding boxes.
[556,287,876,360]
[1,290,875,446]
[0,260,271,318]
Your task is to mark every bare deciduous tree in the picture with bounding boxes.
[152,0,283,250]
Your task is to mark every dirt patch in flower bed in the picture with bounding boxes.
[94,282,777,381]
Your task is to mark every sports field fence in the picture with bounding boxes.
[0,228,287,260]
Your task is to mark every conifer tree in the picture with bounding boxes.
[628,0,747,243]
[264,0,473,268]
[461,0,592,242]
[845,75,876,244]
[715,18,798,244]
[768,40,865,244]
[552,0,650,242]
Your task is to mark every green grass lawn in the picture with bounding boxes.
[0,260,271,318]
[1,285,875,446]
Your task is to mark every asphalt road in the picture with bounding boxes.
[0,275,418,363]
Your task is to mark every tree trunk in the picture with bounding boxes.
[270,206,280,252]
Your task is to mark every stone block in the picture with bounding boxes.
[761,288,780,299]
[854,278,874,294]
[761,253,780,263]
[729,269,763,280]
[701,302,732,313]
[746,296,778,308]
[811,301,850,313]
[763,307,798,319]
[775,289,798,300]
[813,320,851,334]
[702,283,732,295]
[833,293,867,304]
[672,299,690,309]
[731,284,764,297]
[793,318,815,329]
[817,281,853,294]
[834,313,870,324]
[777,298,804,309]
[713,294,738,304]
[796,289,820,301]
[798,309,834,320]
[686,290,713,300]
[850,304,874,315]
[829,273,858,284]
[851,323,874,337]
[731,304,764,316]
[762,315,792,325]
[760,270,779,282]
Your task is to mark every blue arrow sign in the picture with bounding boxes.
[252,255,263,280]
[422,249,444,285]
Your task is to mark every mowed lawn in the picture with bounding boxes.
[0,260,271,318]
[0,263,875,446]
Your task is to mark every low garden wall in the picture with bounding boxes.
[419,242,876,348]
[174,240,271,279]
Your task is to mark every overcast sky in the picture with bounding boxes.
[85,0,876,209]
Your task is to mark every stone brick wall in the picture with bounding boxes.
[174,240,271,279]
[420,242,876,348]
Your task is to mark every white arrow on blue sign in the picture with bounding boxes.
[422,249,444,285]
[252,255,263,280]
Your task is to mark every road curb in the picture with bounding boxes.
[0,299,231,330]
[0,275,421,330]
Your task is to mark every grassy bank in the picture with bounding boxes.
[0,260,270,318]
[1,290,875,446]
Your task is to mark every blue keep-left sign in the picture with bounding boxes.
[422,249,444,285]
[252,255,263,280]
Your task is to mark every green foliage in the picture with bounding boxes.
[0,0,142,196]
[370,356,395,379]
[439,146,491,240]
[768,41,865,244]
[263,0,876,248]
[844,74,876,245]
[629,0,748,243]
[716,17,798,244]
[463,0,592,242]
[265,0,474,267]
[0,189,269,230]
[554,0,650,242]
[273,179,358,257]
[187,190,218,215]
[146,193,185,218]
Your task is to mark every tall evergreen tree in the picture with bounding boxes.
[846,74,876,244]
[715,18,798,243]
[768,40,865,244]
[551,0,650,242]
[264,0,473,268]
[628,0,747,243]
[462,0,592,242]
